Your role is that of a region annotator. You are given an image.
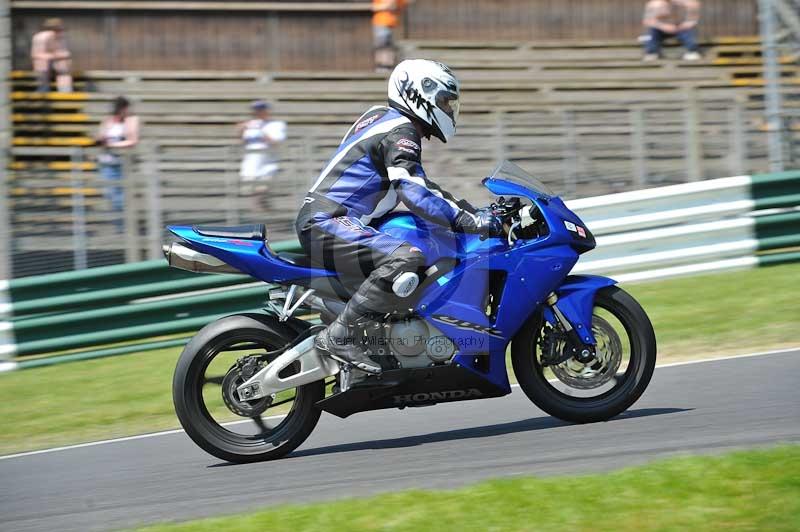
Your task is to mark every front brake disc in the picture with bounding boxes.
[550,315,622,389]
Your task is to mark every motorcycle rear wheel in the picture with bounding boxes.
[173,314,324,463]
[512,286,656,423]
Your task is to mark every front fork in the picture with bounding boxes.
[540,275,617,365]
[544,292,596,364]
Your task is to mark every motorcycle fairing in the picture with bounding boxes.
[168,226,335,283]
[378,213,460,266]
[414,235,583,392]
[317,364,509,418]
[546,275,618,345]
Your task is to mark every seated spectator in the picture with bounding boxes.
[642,0,702,62]
[373,0,414,72]
[96,97,140,230]
[30,18,73,93]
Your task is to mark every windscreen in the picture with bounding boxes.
[487,160,555,199]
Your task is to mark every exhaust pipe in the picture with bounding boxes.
[162,242,243,275]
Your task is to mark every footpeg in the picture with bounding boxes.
[340,365,353,392]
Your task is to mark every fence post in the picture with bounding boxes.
[225,145,239,225]
[728,99,747,176]
[561,110,578,196]
[684,88,702,182]
[122,151,139,262]
[0,1,11,279]
[145,142,163,260]
[630,107,647,188]
[759,0,786,172]
[70,148,88,270]
[495,111,506,162]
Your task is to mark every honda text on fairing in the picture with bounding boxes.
[165,160,657,463]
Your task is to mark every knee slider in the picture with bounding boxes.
[390,245,425,298]
[392,271,419,297]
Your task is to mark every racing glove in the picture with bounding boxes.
[454,208,504,239]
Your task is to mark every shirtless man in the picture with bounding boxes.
[30,18,73,93]
[642,0,702,61]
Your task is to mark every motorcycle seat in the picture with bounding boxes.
[277,251,317,268]
[194,224,266,241]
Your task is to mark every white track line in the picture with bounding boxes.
[0,346,796,462]
[0,415,287,462]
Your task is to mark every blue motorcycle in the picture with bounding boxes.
[166,160,657,463]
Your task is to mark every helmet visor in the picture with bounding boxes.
[435,90,460,122]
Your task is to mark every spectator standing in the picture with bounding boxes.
[96,97,140,230]
[642,0,702,61]
[30,18,73,93]
[372,0,414,72]
[238,100,287,210]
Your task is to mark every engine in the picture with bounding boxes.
[382,318,457,368]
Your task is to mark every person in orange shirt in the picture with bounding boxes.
[373,0,414,72]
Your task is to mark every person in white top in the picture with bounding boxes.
[30,18,73,93]
[237,100,287,212]
[238,100,287,181]
[95,96,140,230]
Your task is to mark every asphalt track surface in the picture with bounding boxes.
[2,350,799,532]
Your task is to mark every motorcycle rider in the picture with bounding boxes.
[295,59,502,374]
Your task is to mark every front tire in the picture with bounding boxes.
[173,314,324,463]
[512,286,656,423]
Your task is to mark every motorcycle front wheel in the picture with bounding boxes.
[173,314,325,463]
[512,286,656,423]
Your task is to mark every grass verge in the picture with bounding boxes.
[1,263,797,455]
[134,446,800,532]
[624,262,799,361]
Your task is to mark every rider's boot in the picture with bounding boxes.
[315,244,425,375]
[315,295,382,374]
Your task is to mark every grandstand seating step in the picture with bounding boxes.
[13,125,92,134]
[12,137,95,147]
[11,92,90,101]
[12,113,92,123]
[12,81,90,91]
[8,161,97,171]
[11,101,86,112]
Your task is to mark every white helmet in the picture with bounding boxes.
[388,59,460,143]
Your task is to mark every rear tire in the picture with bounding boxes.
[173,314,324,463]
[512,286,656,423]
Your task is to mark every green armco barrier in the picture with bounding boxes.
[11,274,250,318]
[754,210,800,251]
[7,239,301,305]
[14,312,262,356]
[17,338,192,370]
[13,285,268,351]
[759,250,800,266]
[752,170,800,210]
